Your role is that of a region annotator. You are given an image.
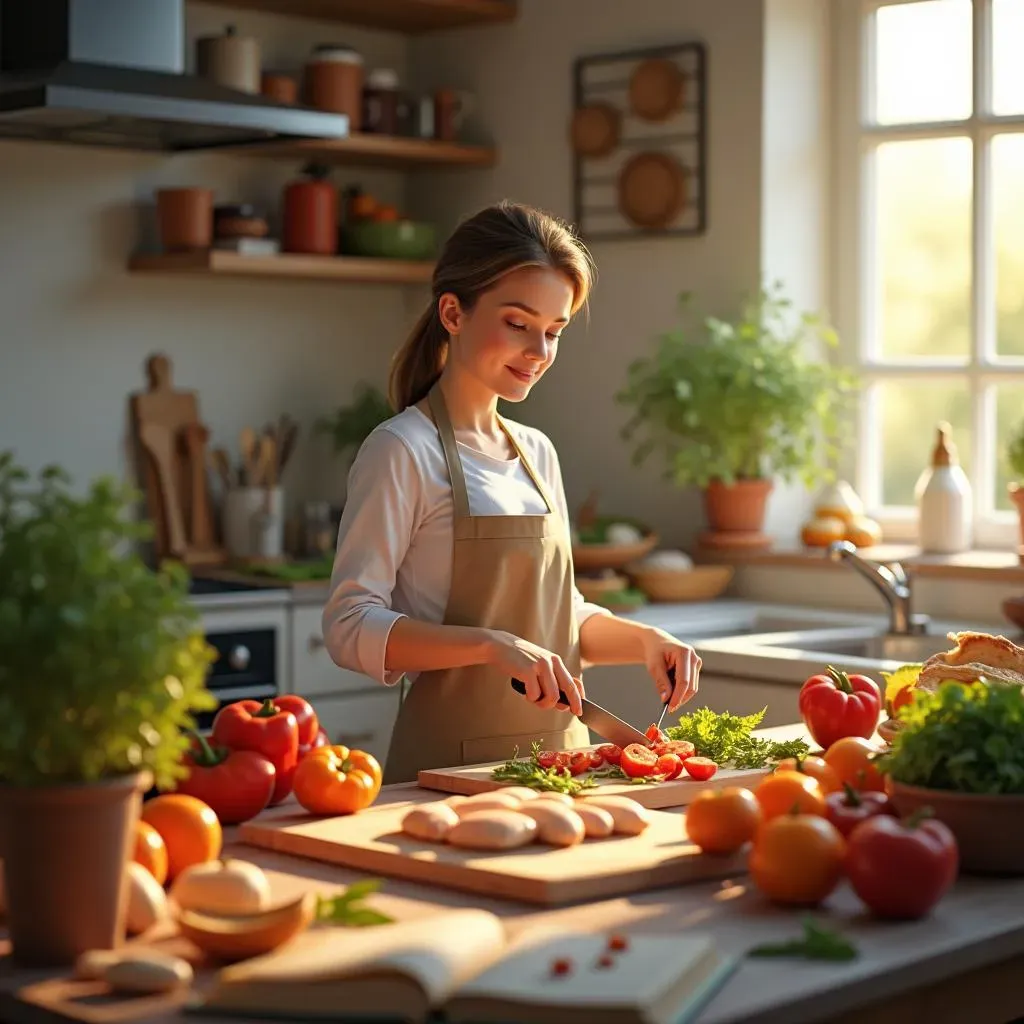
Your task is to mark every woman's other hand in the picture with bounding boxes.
[641,630,701,712]
[486,632,584,715]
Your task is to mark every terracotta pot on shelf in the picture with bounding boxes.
[156,188,214,251]
[282,166,338,256]
[1009,482,1024,563]
[0,772,150,966]
[698,477,774,552]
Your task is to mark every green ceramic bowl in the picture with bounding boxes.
[342,220,436,260]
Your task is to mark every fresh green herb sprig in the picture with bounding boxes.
[876,680,1024,794]
[315,879,393,927]
[666,707,809,768]
[748,918,858,962]
[491,744,597,795]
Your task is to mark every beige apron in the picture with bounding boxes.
[382,384,589,784]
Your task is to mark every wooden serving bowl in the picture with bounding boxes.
[572,532,658,573]
[626,563,734,603]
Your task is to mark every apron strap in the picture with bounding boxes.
[499,417,556,515]
[427,385,472,519]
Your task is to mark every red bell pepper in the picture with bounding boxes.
[273,695,320,748]
[845,809,959,919]
[824,782,895,838]
[299,726,329,760]
[175,731,277,824]
[211,698,299,805]
[799,665,881,750]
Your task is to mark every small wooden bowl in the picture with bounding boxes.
[625,563,733,603]
[572,532,658,573]
[575,573,629,602]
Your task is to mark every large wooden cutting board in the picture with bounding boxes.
[239,797,748,906]
[418,754,772,810]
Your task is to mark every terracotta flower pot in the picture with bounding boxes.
[703,477,773,534]
[0,771,150,966]
[1009,482,1024,563]
[887,780,1024,875]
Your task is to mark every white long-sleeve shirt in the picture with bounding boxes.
[321,405,610,686]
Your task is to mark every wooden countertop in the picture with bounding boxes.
[2,726,1024,1024]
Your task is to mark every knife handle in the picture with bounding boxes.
[510,678,572,709]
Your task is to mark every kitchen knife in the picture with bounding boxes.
[509,679,650,748]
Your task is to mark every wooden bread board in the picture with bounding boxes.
[239,798,748,906]
[418,755,772,810]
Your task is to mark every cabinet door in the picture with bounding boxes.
[290,604,379,698]
[697,675,800,727]
[314,691,401,767]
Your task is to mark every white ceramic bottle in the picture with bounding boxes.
[914,423,973,553]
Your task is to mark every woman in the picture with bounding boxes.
[322,201,702,784]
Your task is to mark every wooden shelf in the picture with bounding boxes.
[128,250,434,285]
[223,132,497,170]
[196,0,517,32]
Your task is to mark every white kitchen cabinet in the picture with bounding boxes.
[289,604,380,697]
[313,691,400,767]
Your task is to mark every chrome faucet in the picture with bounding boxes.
[826,540,930,635]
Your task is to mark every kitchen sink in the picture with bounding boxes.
[752,628,953,665]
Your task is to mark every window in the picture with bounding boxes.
[833,0,1024,547]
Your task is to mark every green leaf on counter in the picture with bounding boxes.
[315,879,393,927]
[748,918,858,962]
[666,707,810,768]
[490,744,598,795]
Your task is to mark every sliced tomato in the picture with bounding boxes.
[587,749,605,769]
[655,753,683,779]
[568,751,592,776]
[645,723,669,744]
[653,739,696,760]
[683,756,719,782]
[620,743,659,778]
[537,751,560,770]
[598,744,622,766]
[553,751,572,771]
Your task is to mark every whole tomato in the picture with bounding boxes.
[824,783,895,838]
[845,810,958,919]
[685,787,762,855]
[775,754,842,795]
[823,736,886,792]
[293,744,383,815]
[800,666,881,750]
[755,770,827,822]
[749,811,847,906]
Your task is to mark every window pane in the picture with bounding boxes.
[993,0,1024,115]
[878,379,971,507]
[875,138,972,360]
[873,0,972,125]
[994,135,1024,357]
[996,383,1024,510]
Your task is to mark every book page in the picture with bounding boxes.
[214,909,508,1006]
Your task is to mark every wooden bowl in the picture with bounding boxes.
[575,572,629,602]
[572,532,658,573]
[887,782,1024,875]
[625,563,734,603]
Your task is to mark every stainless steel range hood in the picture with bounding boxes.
[0,0,349,151]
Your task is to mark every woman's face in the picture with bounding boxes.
[439,265,574,403]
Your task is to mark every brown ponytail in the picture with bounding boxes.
[388,200,595,412]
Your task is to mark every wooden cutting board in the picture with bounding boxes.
[239,798,748,906]
[417,754,772,810]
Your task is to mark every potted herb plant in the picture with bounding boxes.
[316,381,393,473]
[1005,418,1024,560]
[616,282,858,543]
[0,453,216,966]
[877,680,1024,875]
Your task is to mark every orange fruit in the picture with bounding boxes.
[140,794,222,881]
[684,787,762,855]
[755,770,827,822]
[133,820,169,885]
[750,812,846,906]
[823,736,886,792]
[774,755,842,795]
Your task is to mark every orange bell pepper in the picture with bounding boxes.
[292,745,382,815]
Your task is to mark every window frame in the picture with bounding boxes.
[832,0,1024,548]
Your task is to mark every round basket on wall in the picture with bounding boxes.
[617,151,687,229]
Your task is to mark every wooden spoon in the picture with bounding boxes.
[239,426,259,486]
[181,423,213,550]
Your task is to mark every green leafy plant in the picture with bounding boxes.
[0,453,217,788]
[316,383,392,466]
[665,706,810,768]
[1006,418,1024,480]
[616,282,859,488]
[876,680,1024,794]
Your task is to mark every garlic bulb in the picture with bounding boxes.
[640,549,694,570]
[605,522,643,545]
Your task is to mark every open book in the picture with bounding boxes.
[199,909,738,1024]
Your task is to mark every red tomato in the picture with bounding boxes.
[655,753,683,779]
[568,751,592,776]
[683,757,718,781]
[645,723,669,744]
[553,752,571,771]
[537,751,559,770]
[799,666,881,750]
[598,744,622,766]
[845,811,959,919]
[653,739,696,760]
[620,743,659,778]
[588,749,605,770]
[824,784,895,838]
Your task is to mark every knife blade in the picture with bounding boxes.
[509,679,651,749]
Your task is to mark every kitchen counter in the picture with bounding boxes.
[2,725,1023,1024]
